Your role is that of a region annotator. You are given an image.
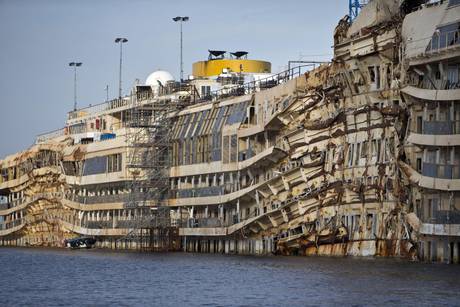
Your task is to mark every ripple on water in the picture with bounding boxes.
[1,248,460,307]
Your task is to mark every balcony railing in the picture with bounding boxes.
[60,214,168,229]
[426,29,460,54]
[67,97,132,120]
[200,64,319,103]
[0,218,23,231]
[408,77,460,91]
[181,217,230,228]
[171,186,226,199]
[422,162,460,179]
[35,128,66,144]
[423,210,460,224]
[65,193,148,205]
[422,120,460,135]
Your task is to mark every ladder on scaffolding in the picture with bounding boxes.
[119,92,175,250]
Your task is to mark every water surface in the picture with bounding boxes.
[1,248,459,306]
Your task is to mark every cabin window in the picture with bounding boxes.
[107,153,122,173]
[368,66,381,89]
[230,135,237,162]
[416,116,423,133]
[347,144,354,167]
[417,158,422,172]
[201,86,211,98]
[361,141,368,158]
[355,143,361,165]
[222,136,230,163]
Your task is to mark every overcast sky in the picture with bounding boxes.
[0,0,347,158]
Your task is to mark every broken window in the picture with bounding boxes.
[366,214,373,230]
[368,66,381,89]
[371,140,378,159]
[416,116,423,133]
[348,144,354,167]
[373,176,379,185]
[62,161,80,176]
[367,176,373,186]
[355,143,361,165]
[1,168,8,182]
[417,158,422,172]
[368,66,375,83]
[355,215,361,232]
[361,141,368,159]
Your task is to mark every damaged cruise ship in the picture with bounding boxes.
[1,0,459,263]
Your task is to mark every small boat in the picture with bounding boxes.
[64,237,97,249]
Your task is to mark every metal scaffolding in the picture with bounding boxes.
[120,92,177,250]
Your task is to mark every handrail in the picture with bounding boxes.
[0,218,24,231]
[407,78,460,91]
[422,210,460,225]
[66,83,197,120]
[35,127,66,144]
[200,64,321,103]
[67,97,133,120]
[427,29,460,53]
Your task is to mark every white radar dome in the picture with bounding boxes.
[145,70,174,87]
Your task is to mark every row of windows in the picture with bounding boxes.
[77,153,122,176]
[171,101,249,166]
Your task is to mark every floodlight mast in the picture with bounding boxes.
[115,37,128,98]
[69,62,82,111]
[172,16,189,82]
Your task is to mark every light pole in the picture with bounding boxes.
[114,37,128,98]
[172,16,189,82]
[69,62,82,111]
[105,85,109,102]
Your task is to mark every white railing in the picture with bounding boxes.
[67,97,133,120]
[35,128,66,144]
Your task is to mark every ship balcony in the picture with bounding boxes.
[59,214,160,236]
[422,162,460,180]
[400,161,460,191]
[422,210,460,225]
[171,186,225,199]
[423,120,460,135]
[406,28,460,66]
[0,198,28,215]
[408,121,460,146]
[35,127,66,144]
[0,192,63,216]
[65,193,129,205]
[0,218,25,236]
[62,192,148,211]
[180,217,232,228]
[179,179,342,238]
[420,223,460,237]
[401,85,460,102]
